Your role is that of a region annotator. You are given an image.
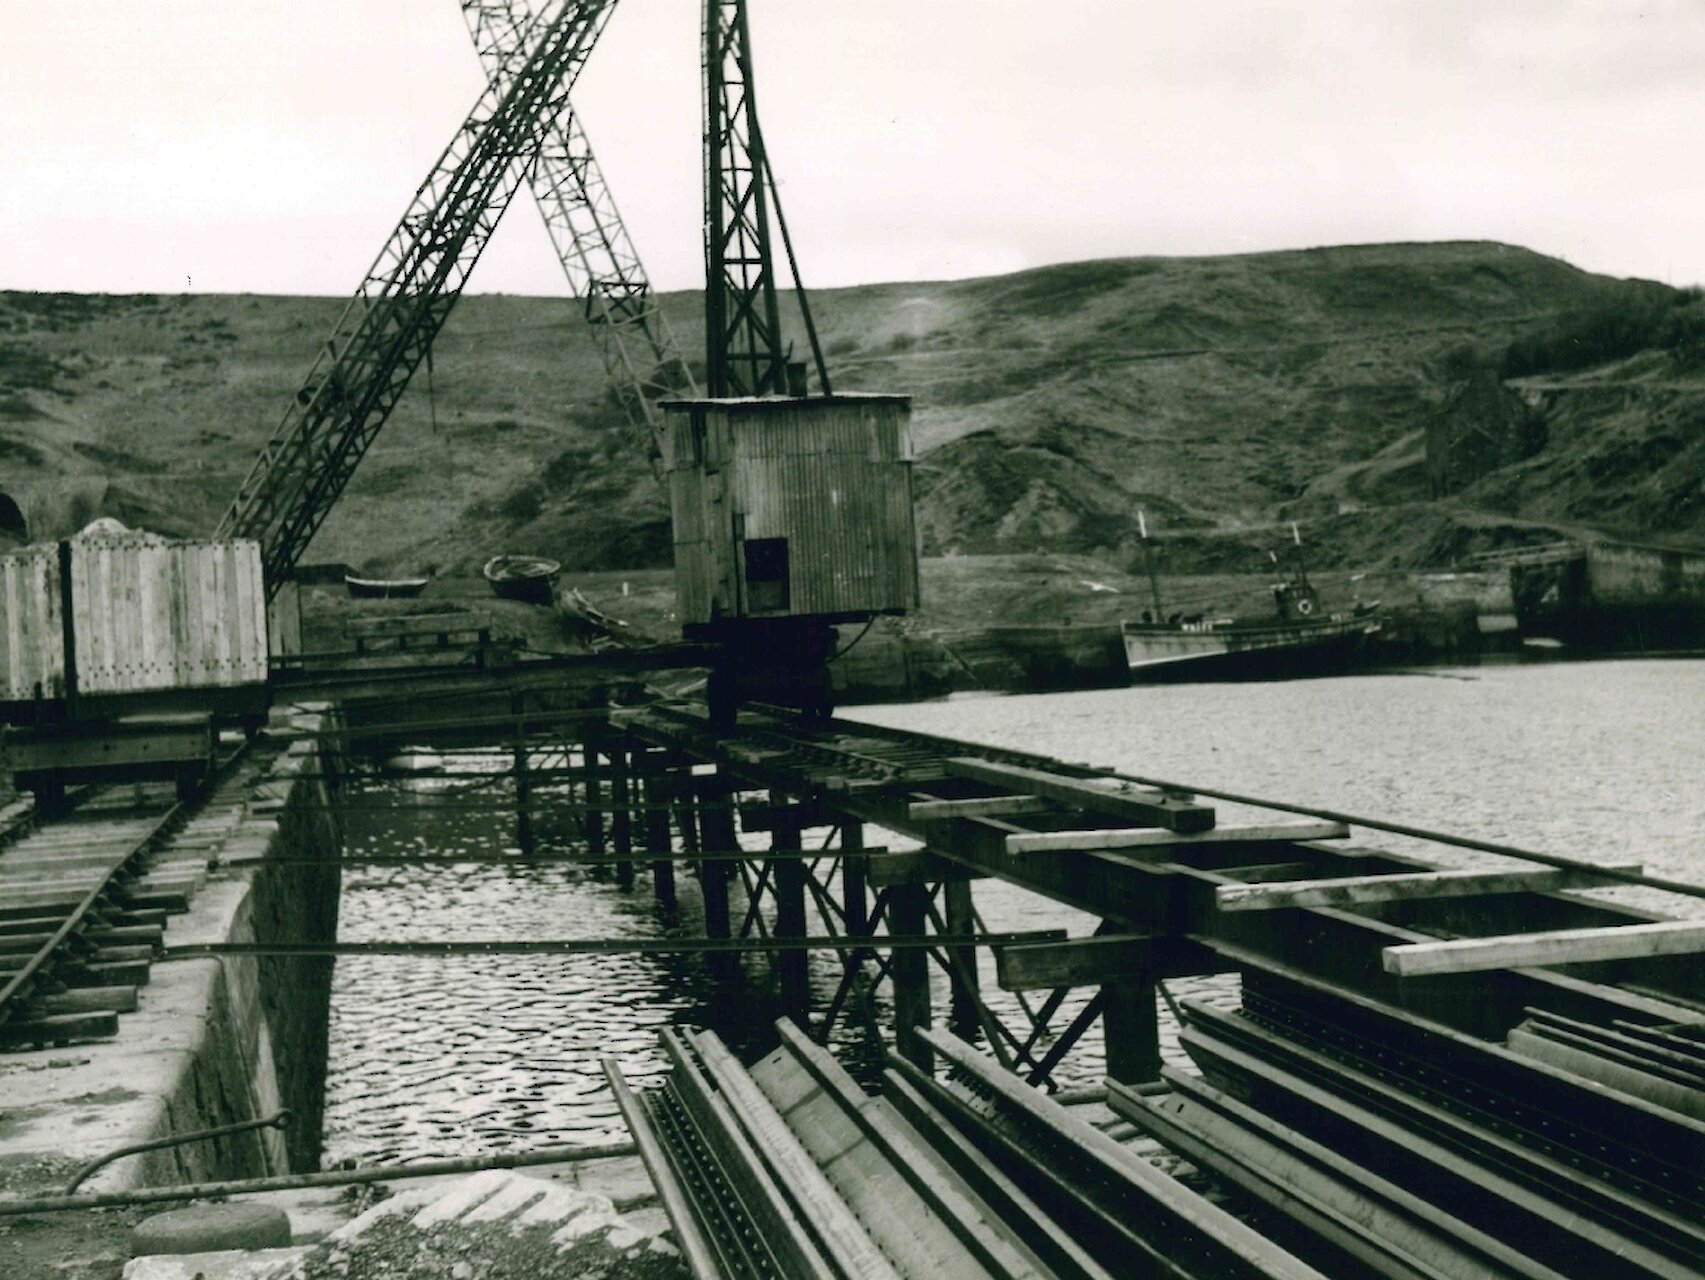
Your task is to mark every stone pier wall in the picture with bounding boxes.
[129,710,344,1186]
[0,708,345,1195]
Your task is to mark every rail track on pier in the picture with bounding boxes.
[0,739,262,1050]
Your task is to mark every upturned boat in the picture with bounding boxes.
[483,554,560,606]
[344,573,429,599]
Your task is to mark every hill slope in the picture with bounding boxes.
[1,241,1699,577]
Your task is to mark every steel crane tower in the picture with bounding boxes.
[461,1,696,450]
[703,0,830,398]
[217,0,617,594]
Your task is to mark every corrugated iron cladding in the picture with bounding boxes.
[0,546,65,701]
[68,536,269,694]
[663,396,921,625]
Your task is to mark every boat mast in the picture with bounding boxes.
[1138,510,1165,621]
[1291,521,1312,588]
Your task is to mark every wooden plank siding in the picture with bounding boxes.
[663,395,920,625]
[0,546,65,701]
[67,533,268,695]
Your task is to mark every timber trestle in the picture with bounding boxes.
[571,701,1705,1280]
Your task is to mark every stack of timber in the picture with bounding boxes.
[609,1019,1322,1280]
[1114,980,1705,1279]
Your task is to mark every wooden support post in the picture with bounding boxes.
[610,743,634,889]
[841,821,868,937]
[944,878,979,1030]
[510,694,533,857]
[695,776,738,982]
[644,755,676,910]
[584,735,606,860]
[1101,963,1160,1085]
[889,881,933,1070]
[771,808,809,1025]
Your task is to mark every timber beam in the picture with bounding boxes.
[1006,821,1347,856]
[865,850,983,887]
[943,758,1216,834]
[738,798,837,832]
[1217,862,1643,913]
[994,934,1228,992]
[1384,920,1705,978]
[905,794,1053,822]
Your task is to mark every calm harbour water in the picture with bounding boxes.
[320,657,1705,1165]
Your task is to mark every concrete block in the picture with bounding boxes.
[131,1203,291,1255]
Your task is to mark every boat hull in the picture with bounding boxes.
[1122,615,1379,683]
[483,556,560,606]
[345,575,429,600]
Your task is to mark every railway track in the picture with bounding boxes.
[0,739,262,1050]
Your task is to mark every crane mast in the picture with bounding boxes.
[461,1,696,452]
[217,0,617,594]
[703,0,788,397]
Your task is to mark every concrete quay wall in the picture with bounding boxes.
[0,710,343,1196]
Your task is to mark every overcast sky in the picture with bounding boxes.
[2,1,1702,296]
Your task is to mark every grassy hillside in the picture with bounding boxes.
[2,241,1700,583]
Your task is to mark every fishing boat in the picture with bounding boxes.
[1122,518,1380,682]
[483,554,560,606]
[344,573,429,599]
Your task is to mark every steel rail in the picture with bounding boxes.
[243,797,750,816]
[215,847,885,869]
[64,1109,291,1194]
[0,740,253,1029]
[603,1061,725,1279]
[0,800,183,1027]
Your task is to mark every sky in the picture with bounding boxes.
[2,1,1702,296]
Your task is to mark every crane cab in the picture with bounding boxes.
[661,394,920,722]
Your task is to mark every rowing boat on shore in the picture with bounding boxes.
[344,574,429,599]
[483,555,560,606]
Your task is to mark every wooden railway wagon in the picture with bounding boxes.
[0,524,270,725]
[662,394,921,630]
